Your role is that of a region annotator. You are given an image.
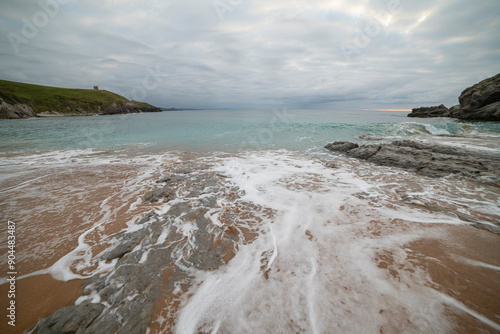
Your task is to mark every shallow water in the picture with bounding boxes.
[0,110,499,333]
[1,109,499,154]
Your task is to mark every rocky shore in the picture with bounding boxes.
[0,80,163,119]
[408,73,500,121]
[0,98,38,119]
[325,140,500,186]
[0,98,162,119]
[33,161,258,334]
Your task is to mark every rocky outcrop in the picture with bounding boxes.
[408,104,450,118]
[452,100,500,121]
[0,98,38,119]
[457,73,500,120]
[101,102,141,115]
[101,102,161,115]
[325,140,500,186]
[408,73,500,121]
[136,105,163,113]
[0,100,162,118]
[33,162,255,334]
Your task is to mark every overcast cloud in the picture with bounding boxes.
[1,0,499,109]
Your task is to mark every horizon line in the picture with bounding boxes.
[363,109,412,112]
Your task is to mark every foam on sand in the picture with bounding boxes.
[174,150,500,333]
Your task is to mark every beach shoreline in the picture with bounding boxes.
[1,145,499,333]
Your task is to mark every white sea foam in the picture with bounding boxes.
[1,144,498,332]
[423,124,452,136]
[0,149,178,282]
[174,150,485,333]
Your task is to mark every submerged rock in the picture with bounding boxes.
[143,187,175,203]
[37,302,105,334]
[34,167,250,333]
[325,140,500,185]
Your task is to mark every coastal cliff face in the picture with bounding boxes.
[100,102,162,115]
[0,80,163,119]
[0,99,161,118]
[0,98,38,119]
[408,73,500,121]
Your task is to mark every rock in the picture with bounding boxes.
[36,302,105,334]
[408,104,450,118]
[137,211,158,224]
[456,101,500,121]
[449,104,461,117]
[458,73,500,119]
[156,175,187,184]
[136,106,162,113]
[99,102,161,115]
[101,102,141,115]
[348,145,382,160]
[325,140,500,185]
[143,187,174,203]
[101,227,150,261]
[0,98,37,119]
[324,141,359,152]
[409,73,500,121]
[36,168,247,333]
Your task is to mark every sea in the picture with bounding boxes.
[1,109,500,333]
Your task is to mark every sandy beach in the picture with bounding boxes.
[1,149,499,333]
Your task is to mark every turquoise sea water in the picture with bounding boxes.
[2,109,499,154]
[2,110,500,333]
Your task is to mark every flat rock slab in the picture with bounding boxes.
[34,164,248,334]
[325,140,500,186]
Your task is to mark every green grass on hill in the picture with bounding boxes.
[0,80,157,114]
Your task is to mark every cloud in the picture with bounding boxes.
[0,0,499,109]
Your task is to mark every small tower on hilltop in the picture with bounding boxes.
[93,86,99,91]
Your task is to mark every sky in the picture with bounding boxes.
[0,0,499,110]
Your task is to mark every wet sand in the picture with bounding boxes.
[0,275,86,334]
[1,151,499,333]
[373,222,500,333]
[0,153,169,332]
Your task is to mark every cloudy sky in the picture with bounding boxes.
[1,0,499,109]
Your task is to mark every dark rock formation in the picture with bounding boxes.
[325,140,500,185]
[101,102,162,115]
[408,73,500,121]
[136,105,163,113]
[143,187,175,203]
[457,73,500,120]
[324,141,359,152]
[455,100,500,121]
[101,102,140,115]
[449,104,461,116]
[34,163,257,334]
[408,104,450,118]
[0,98,38,119]
[36,303,105,333]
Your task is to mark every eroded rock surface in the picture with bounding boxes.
[34,162,266,333]
[325,140,500,185]
[408,73,500,121]
[0,98,37,119]
[408,104,450,118]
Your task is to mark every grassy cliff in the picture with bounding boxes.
[0,80,161,116]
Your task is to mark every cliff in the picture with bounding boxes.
[408,73,500,121]
[0,80,162,119]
